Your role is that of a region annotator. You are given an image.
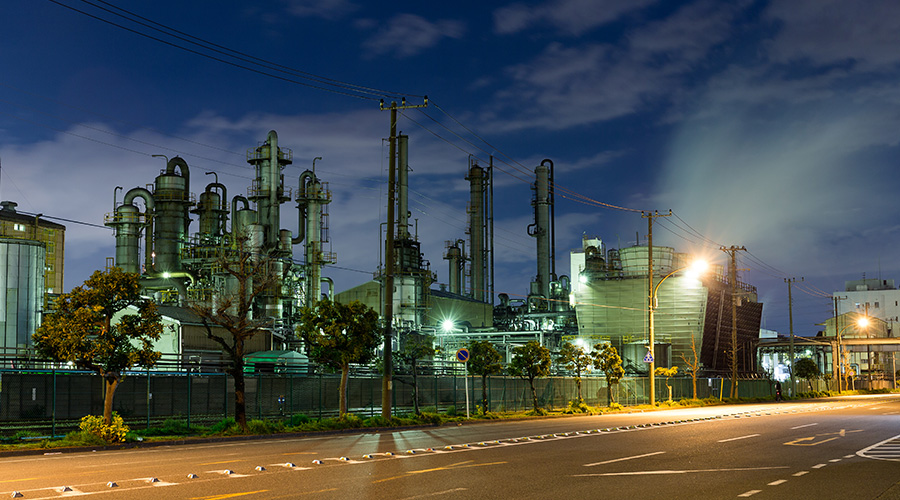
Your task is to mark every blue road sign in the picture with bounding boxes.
[456,348,470,363]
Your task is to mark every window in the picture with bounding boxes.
[875,302,880,309]
[13,223,25,232]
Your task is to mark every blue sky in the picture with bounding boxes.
[2,0,900,336]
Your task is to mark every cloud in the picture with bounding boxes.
[494,0,657,36]
[486,1,745,131]
[360,14,466,58]
[280,0,358,20]
[764,0,900,70]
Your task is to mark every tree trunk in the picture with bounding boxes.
[339,363,349,417]
[575,374,583,401]
[411,359,420,416]
[529,378,539,411]
[481,375,489,414]
[606,377,612,407]
[233,366,247,431]
[691,374,697,399]
[103,373,120,425]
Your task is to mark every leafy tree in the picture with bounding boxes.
[593,343,625,407]
[467,340,502,414]
[654,366,679,402]
[679,334,701,399]
[187,238,279,432]
[394,332,438,415]
[557,341,591,402]
[794,357,820,392]
[296,299,381,417]
[508,340,551,412]
[33,267,162,425]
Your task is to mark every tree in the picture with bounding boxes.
[679,334,701,399]
[593,343,625,407]
[557,341,591,402]
[467,340,502,414]
[654,366,679,402]
[794,357,820,392]
[394,332,438,416]
[187,238,279,432]
[33,268,162,425]
[508,340,551,412]
[296,299,380,418]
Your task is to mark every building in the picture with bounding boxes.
[0,201,66,360]
[570,239,763,376]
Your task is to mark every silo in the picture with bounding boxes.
[0,238,45,352]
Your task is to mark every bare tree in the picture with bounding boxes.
[680,334,701,399]
[187,238,280,432]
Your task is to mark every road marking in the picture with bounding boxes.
[829,458,842,463]
[574,466,789,477]
[768,479,787,486]
[398,488,468,499]
[858,433,900,461]
[718,434,760,443]
[282,452,318,455]
[738,490,761,497]
[191,491,269,500]
[843,455,855,459]
[200,460,244,465]
[584,451,665,467]
[812,464,827,469]
[785,429,862,446]
[791,423,818,430]
[793,471,809,477]
[0,478,38,484]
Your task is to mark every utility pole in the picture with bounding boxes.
[643,209,671,406]
[832,295,847,392]
[784,277,803,397]
[721,245,746,398]
[379,97,426,419]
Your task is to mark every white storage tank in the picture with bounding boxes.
[0,238,45,353]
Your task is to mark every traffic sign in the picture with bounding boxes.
[456,348,470,363]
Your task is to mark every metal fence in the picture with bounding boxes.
[0,367,794,437]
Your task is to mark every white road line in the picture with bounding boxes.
[843,455,855,459]
[791,423,818,430]
[829,458,842,463]
[793,471,809,477]
[738,490,761,497]
[718,434,761,443]
[574,466,789,477]
[584,451,666,467]
[812,463,827,469]
[399,487,468,499]
[768,479,787,486]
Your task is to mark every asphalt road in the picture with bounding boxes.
[2,395,899,499]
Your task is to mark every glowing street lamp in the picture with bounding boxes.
[834,316,868,392]
[648,259,708,405]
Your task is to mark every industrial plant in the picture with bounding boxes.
[1,128,768,380]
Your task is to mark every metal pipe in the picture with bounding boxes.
[268,130,279,248]
[398,135,409,240]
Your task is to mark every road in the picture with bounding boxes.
[1,395,899,499]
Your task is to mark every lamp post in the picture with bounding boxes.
[648,260,707,405]
[834,316,868,392]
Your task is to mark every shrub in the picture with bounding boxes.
[207,418,237,434]
[79,413,129,443]
[288,414,310,426]
[607,402,624,411]
[566,399,591,413]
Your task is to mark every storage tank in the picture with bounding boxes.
[153,157,191,274]
[0,238,45,352]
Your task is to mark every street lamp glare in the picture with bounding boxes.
[685,259,708,278]
[857,317,869,328]
[441,319,455,333]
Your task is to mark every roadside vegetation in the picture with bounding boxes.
[4,388,897,452]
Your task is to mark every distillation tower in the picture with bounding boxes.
[106,130,334,328]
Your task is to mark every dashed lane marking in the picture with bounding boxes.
[793,471,809,477]
[584,451,666,467]
[718,434,760,443]
[768,479,787,486]
[738,490,761,497]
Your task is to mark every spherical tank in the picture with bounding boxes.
[0,238,45,352]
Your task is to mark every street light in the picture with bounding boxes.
[834,316,868,392]
[648,259,708,405]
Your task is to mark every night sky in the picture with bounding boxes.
[2,0,899,337]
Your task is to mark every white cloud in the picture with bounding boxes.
[764,0,900,70]
[487,1,745,131]
[361,14,466,58]
[494,0,657,36]
[280,0,358,20]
